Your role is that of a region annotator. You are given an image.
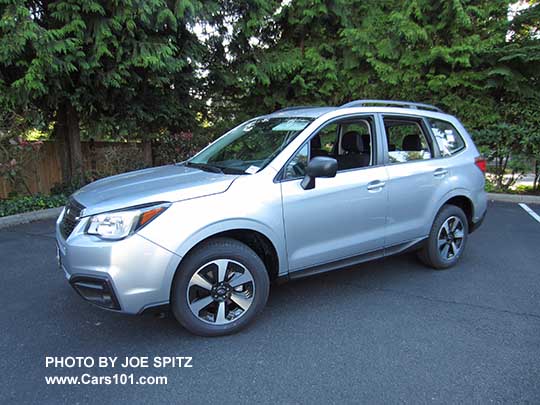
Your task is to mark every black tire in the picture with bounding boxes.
[418,204,469,270]
[171,237,269,336]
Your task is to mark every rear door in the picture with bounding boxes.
[280,114,388,271]
[381,115,451,246]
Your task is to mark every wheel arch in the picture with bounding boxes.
[172,221,285,289]
[199,229,280,282]
[433,190,474,232]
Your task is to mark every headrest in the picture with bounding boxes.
[402,134,422,151]
[342,131,364,153]
[311,135,322,149]
[361,134,370,150]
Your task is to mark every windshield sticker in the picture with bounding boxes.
[445,130,456,143]
[272,120,310,132]
[245,165,260,174]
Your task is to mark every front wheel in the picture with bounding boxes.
[418,205,469,270]
[171,238,269,336]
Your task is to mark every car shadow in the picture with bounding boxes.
[90,251,433,339]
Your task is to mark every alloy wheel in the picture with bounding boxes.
[437,216,465,260]
[187,259,255,325]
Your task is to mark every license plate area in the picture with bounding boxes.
[56,241,68,276]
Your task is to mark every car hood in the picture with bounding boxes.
[72,164,238,216]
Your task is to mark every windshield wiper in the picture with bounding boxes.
[185,162,223,174]
[220,167,248,175]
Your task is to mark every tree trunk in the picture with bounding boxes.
[54,102,83,185]
[143,140,153,167]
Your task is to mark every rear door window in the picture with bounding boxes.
[384,118,433,163]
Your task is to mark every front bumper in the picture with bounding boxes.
[69,275,121,310]
[56,211,182,314]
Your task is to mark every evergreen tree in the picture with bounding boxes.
[206,0,532,131]
[0,0,205,181]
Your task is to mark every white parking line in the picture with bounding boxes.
[518,203,540,224]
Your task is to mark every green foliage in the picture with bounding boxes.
[204,0,515,128]
[513,184,540,195]
[0,112,43,195]
[484,177,497,193]
[49,179,84,197]
[203,0,540,191]
[0,0,208,138]
[0,0,539,195]
[475,122,533,191]
[485,179,540,196]
[0,193,66,217]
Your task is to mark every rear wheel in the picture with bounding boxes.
[418,205,468,270]
[171,238,269,336]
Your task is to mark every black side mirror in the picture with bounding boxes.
[301,156,338,190]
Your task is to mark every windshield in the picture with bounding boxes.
[187,117,313,174]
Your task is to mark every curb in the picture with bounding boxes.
[487,192,540,204]
[0,207,63,230]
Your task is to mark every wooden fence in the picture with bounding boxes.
[0,140,152,199]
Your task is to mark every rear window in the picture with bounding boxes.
[428,118,465,157]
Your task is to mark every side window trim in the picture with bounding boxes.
[275,113,379,182]
[376,113,389,165]
[422,116,442,158]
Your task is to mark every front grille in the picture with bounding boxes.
[60,198,85,239]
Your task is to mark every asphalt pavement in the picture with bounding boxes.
[1,201,539,404]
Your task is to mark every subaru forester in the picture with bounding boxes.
[56,100,487,336]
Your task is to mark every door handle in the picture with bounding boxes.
[367,180,386,191]
[433,168,448,178]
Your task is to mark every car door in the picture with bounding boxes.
[280,115,388,272]
[381,114,451,246]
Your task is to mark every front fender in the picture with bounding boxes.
[172,219,288,276]
[137,181,288,277]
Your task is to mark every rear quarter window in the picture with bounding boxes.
[428,118,466,157]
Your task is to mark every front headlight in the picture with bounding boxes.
[86,203,170,240]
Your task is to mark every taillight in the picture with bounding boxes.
[474,156,486,174]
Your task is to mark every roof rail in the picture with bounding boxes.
[273,106,323,113]
[340,99,443,113]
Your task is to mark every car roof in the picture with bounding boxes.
[264,100,447,120]
[264,107,337,119]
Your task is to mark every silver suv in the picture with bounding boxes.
[56,100,487,336]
